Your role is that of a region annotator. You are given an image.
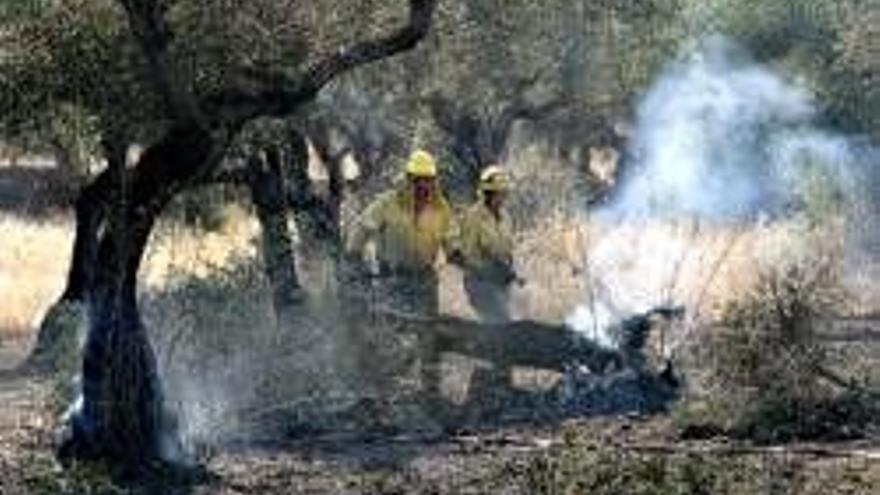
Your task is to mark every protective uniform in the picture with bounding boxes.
[454,166,515,323]
[452,166,518,418]
[345,150,453,412]
[346,151,452,316]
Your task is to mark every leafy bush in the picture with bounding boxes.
[514,437,880,495]
[520,444,760,495]
[687,251,876,442]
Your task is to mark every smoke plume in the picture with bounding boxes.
[605,36,861,221]
[568,36,875,344]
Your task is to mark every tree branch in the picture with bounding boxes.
[192,167,251,187]
[209,0,438,120]
[117,0,203,123]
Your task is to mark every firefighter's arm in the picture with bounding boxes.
[443,208,467,267]
[482,228,520,285]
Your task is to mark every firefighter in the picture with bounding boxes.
[452,165,518,323]
[345,150,453,415]
[450,165,521,419]
[345,149,453,317]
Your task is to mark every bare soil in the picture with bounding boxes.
[2,321,880,495]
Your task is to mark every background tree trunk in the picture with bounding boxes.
[286,130,342,255]
[247,149,305,319]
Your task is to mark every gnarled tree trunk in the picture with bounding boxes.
[285,129,346,296]
[27,144,120,371]
[60,122,228,473]
[426,88,564,201]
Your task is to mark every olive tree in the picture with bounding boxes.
[3,0,438,475]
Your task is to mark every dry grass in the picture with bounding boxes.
[559,216,879,352]
[1,146,876,361]
[3,199,876,349]
[0,215,72,341]
[0,206,261,345]
[0,174,878,493]
[140,204,261,288]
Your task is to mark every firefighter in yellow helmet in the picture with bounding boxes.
[452,165,518,323]
[346,149,453,316]
[345,150,453,412]
[449,165,521,418]
[346,150,452,414]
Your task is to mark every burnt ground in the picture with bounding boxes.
[2,322,880,495]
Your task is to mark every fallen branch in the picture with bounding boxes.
[368,311,620,373]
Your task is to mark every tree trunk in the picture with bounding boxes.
[61,121,226,474]
[247,150,304,319]
[374,312,623,373]
[27,154,118,370]
[285,129,345,297]
[286,130,341,253]
[302,122,345,239]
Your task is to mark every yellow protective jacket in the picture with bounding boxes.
[347,187,453,273]
[454,201,514,282]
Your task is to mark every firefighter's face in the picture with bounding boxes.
[484,190,506,210]
[411,176,436,203]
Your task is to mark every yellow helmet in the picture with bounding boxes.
[479,165,509,192]
[405,149,438,178]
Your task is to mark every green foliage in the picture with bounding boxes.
[144,254,273,358]
[512,434,880,495]
[832,2,880,134]
[519,441,760,495]
[795,161,849,226]
[688,250,878,443]
[0,0,419,157]
[4,0,875,198]
[677,0,879,135]
[166,0,310,98]
[1,0,158,154]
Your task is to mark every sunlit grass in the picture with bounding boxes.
[0,215,71,341]
[0,206,261,343]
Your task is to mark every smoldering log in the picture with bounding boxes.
[367,306,685,375]
[367,312,621,373]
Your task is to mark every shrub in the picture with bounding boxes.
[688,249,876,442]
[517,439,764,495]
[515,438,880,495]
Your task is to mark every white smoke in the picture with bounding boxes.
[605,36,858,221]
[567,36,872,344]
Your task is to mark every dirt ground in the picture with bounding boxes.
[2,324,880,495]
